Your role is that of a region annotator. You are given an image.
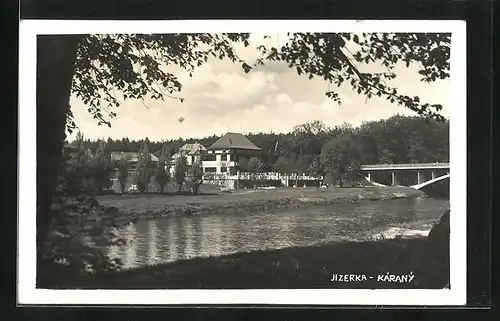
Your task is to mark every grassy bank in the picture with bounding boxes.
[50,236,448,289]
[98,186,425,221]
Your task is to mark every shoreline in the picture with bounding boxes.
[98,186,426,222]
[46,236,448,290]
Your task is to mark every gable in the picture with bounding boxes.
[207,133,261,151]
[177,142,207,156]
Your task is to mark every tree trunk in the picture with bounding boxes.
[192,184,200,195]
[37,35,81,285]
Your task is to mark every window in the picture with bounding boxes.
[221,167,227,173]
[220,154,228,161]
[205,167,217,173]
[202,154,216,161]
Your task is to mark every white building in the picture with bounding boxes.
[202,132,261,175]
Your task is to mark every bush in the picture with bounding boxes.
[39,145,133,286]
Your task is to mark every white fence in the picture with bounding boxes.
[203,172,323,181]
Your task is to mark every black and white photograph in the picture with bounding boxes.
[18,20,467,305]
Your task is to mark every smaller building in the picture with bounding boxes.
[171,142,207,165]
[110,151,159,168]
[108,151,160,193]
[169,142,207,176]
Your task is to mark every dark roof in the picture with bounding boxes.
[207,132,261,151]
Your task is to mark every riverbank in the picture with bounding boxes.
[50,235,448,289]
[98,186,425,222]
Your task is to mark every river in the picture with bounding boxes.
[106,197,449,270]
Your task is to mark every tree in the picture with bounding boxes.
[237,157,250,172]
[37,36,82,269]
[64,131,94,197]
[321,135,361,187]
[187,159,204,195]
[116,155,131,194]
[37,32,450,283]
[347,150,362,186]
[155,144,171,193]
[247,156,264,174]
[174,156,188,192]
[273,155,295,174]
[88,140,113,193]
[307,157,324,178]
[321,138,344,187]
[290,121,328,160]
[293,154,314,175]
[257,33,449,120]
[135,143,153,193]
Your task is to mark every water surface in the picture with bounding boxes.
[107,197,449,269]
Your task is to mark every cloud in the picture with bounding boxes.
[69,38,451,141]
[173,67,279,119]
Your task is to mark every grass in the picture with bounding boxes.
[97,186,425,221]
[47,236,449,289]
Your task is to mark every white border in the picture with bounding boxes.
[18,20,467,306]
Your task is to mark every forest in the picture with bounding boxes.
[74,114,449,180]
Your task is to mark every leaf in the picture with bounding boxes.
[241,62,252,73]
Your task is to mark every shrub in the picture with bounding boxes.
[39,144,132,286]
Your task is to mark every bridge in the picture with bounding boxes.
[412,173,450,190]
[360,162,449,189]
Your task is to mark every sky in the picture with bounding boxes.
[69,33,451,141]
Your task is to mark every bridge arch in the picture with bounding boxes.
[411,173,450,190]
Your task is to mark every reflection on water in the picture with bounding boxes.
[107,197,449,269]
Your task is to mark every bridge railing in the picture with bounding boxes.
[361,162,450,170]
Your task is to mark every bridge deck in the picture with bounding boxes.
[360,162,449,171]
